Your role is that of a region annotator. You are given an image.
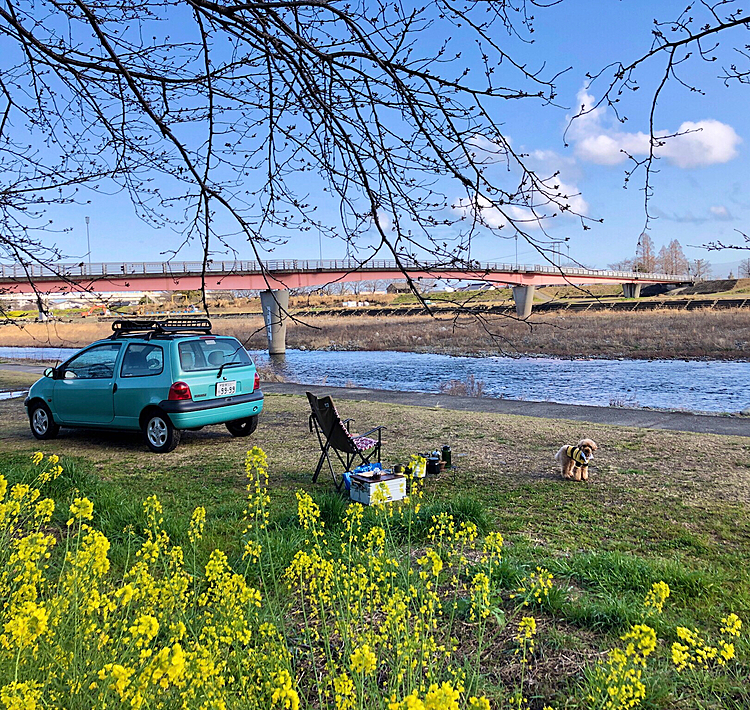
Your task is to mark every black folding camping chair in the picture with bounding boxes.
[306,392,384,489]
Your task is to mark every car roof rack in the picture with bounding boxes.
[111,318,212,338]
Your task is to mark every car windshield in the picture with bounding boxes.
[178,337,252,372]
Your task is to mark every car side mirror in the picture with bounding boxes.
[43,367,56,379]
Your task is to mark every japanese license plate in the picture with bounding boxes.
[216,380,236,397]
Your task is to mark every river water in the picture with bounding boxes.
[3,345,748,413]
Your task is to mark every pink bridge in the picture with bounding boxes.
[1,259,690,351]
[0,258,688,294]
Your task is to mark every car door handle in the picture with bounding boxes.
[112,383,118,393]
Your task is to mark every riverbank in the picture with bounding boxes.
[3,360,748,434]
[1,390,749,705]
[2,307,749,360]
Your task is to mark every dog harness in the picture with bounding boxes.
[565,445,589,466]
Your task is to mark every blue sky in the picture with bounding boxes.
[36,1,750,275]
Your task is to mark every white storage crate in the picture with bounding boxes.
[349,473,406,505]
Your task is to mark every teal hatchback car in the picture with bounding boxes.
[25,319,264,452]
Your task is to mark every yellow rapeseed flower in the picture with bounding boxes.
[424,682,460,710]
[151,643,186,688]
[129,614,159,646]
[31,452,44,466]
[33,498,54,524]
[1,601,49,649]
[115,583,135,606]
[271,669,299,710]
[98,663,134,699]
[418,549,443,579]
[67,496,94,526]
[0,680,43,710]
[188,506,206,543]
[643,581,670,614]
[721,613,742,638]
[621,624,657,663]
[469,572,490,621]
[350,644,377,674]
[332,673,355,710]
[481,532,503,564]
[514,616,537,659]
[719,639,735,663]
[513,567,553,606]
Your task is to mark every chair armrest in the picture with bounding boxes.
[341,418,354,432]
[359,426,385,437]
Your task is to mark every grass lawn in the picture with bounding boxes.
[0,368,40,391]
[1,393,748,707]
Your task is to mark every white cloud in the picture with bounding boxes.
[374,209,392,232]
[465,133,511,164]
[453,196,539,230]
[453,177,588,231]
[659,121,741,168]
[453,140,588,231]
[570,88,741,168]
[710,205,732,220]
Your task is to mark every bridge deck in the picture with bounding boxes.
[0,259,690,294]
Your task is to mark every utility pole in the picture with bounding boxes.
[85,216,91,266]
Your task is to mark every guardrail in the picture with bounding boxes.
[0,259,690,283]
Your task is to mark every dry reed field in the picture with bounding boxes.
[1,308,749,360]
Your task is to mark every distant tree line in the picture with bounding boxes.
[609,234,713,279]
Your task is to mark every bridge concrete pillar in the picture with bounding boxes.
[622,283,641,299]
[35,296,49,322]
[260,289,290,355]
[512,285,535,318]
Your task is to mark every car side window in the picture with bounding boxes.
[62,343,122,380]
[121,343,164,378]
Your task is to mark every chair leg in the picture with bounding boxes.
[312,443,330,484]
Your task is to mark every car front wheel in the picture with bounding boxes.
[29,402,60,440]
[143,412,181,453]
[226,416,259,437]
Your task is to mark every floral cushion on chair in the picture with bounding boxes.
[352,436,377,451]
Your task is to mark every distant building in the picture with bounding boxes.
[386,282,411,294]
[430,280,456,293]
[456,282,496,292]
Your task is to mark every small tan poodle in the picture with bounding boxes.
[554,439,598,481]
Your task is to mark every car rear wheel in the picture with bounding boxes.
[143,412,181,453]
[225,416,259,437]
[29,402,60,440]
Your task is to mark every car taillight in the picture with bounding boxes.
[253,372,260,392]
[168,381,192,401]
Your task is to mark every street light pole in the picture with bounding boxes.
[85,216,91,266]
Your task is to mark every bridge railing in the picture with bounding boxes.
[0,259,690,282]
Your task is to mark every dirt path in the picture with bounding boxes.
[265,383,750,437]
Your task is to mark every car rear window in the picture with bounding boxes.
[178,337,252,372]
